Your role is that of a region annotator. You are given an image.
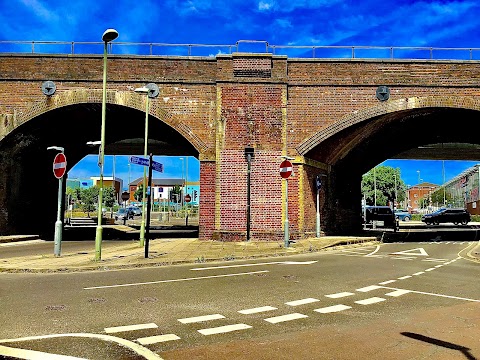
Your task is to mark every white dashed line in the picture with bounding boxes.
[355,297,386,305]
[178,314,225,324]
[398,275,412,280]
[422,258,448,262]
[105,323,158,334]
[378,280,396,285]
[434,265,443,268]
[385,289,411,297]
[238,306,277,314]
[314,304,352,313]
[425,268,435,272]
[325,292,355,298]
[412,272,425,276]
[264,313,308,324]
[285,298,320,306]
[356,285,382,292]
[137,334,180,345]
[198,324,252,336]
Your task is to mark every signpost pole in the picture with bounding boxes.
[145,153,154,258]
[54,176,63,256]
[284,178,289,248]
[48,147,66,257]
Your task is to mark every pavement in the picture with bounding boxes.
[1,221,479,273]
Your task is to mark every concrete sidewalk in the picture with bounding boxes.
[1,227,479,272]
[0,234,380,273]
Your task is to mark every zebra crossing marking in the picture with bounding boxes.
[104,323,157,334]
[178,314,225,324]
[314,304,351,313]
[137,334,180,345]
[355,297,386,305]
[264,313,308,324]
[238,306,277,314]
[198,324,252,336]
[285,298,320,306]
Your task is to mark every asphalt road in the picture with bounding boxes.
[0,240,478,359]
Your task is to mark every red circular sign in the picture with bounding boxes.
[280,160,293,179]
[53,153,67,179]
[184,194,191,203]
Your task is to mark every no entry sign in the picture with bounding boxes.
[280,160,293,179]
[53,153,67,179]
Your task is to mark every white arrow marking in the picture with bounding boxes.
[391,248,429,256]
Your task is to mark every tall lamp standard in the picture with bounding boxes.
[135,83,158,246]
[94,28,118,261]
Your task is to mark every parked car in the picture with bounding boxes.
[421,208,470,225]
[127,206,142,216]
[114,207,134,221]
[362,206,395,227]
[394,209,412,221]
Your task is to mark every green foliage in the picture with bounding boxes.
[362,166,406,206]
[80,186,99,216]
[103,187,116,208]
[134,184,144,202]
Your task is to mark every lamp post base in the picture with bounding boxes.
[94,225,103,261]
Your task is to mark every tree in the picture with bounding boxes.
[362,166,406,207]
[134,184,144,202]
[80,186,99,217]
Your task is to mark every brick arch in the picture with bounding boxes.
[296,95,480,156]
[8,88,208,152]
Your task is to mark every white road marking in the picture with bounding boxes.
[391,248,429,256]
[178,314,225,324]
[392,256,415,260]
[325,292,354,298]
[238,306,277,314]
[285,298,320,306]
[355,297,386,305]
[356,285,382,292]
[381,287,480,303]
[0,240,45,247]
[190,261,316,271]
[105,323,157,334]
[137,334,180,345]
[264,313,308,324]
[398,275,412,280]
[412,272,425,276]
[434,265,443,268]
[0,345,87,360]
[314,304,352,313]
[365,245,380,256]
[385,289,411,297]
[422,258,448,262]
[84,270,269,290]
[378,280,396,285]
[425,268,435,272]
[0,333,163,360]
[198,324,252,335]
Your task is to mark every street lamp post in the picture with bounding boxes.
[135,84,158,246]
[93,28,118,261]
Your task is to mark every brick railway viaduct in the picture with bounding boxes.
[1,50,480,240]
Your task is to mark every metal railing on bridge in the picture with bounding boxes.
[2,39,480,61]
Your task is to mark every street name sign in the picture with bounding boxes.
[129,156,163,173]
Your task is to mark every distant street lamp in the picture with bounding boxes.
[94,28,118,261]
[135,83,158,246]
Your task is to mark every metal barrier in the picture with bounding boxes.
[1,40,480,61]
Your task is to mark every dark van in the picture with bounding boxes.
[362,206,395,227]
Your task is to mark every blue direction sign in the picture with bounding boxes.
[129,156,163,173]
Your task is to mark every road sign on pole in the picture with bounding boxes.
[184,194,191,203]
[53,153,67,179]
[280,160,292,179]
[129,156,163,173]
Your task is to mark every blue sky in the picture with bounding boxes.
[3,0,480,187]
